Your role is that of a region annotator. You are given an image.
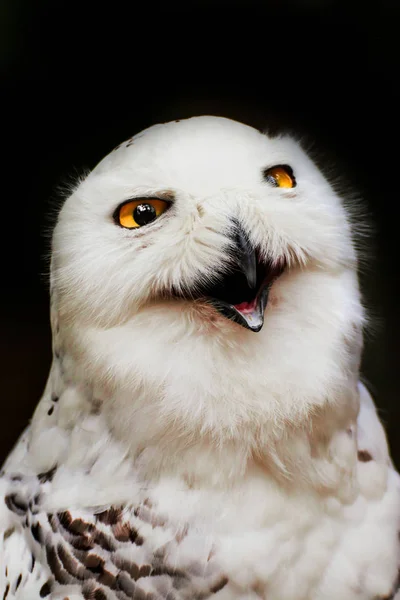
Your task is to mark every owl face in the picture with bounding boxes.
[52,116,356,333]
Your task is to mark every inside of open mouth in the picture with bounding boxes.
[202,253,284,308]
[170,250,286,332]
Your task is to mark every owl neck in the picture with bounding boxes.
[26,288,363,499]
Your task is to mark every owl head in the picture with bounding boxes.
[52,116,359,331]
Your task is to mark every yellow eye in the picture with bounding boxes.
[115,198,170,229]
[263,165,296,188]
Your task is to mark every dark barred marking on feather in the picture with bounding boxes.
[93,527,116,552]
[58,512,95,535]
[46,544,71,585]
[96,507,123,525]
[31,522,43,543]
[210,576,229,594]
[112,520,143,545]
[69,534,94,551]
[48,513,58,533]
[38,465,58,483]
[2,583,10,600]
[150,564,186,579]
[358,450,373,462]
[56,513,116,553]
[57,543,89,579]
[14,574,22,591]
[112,556,142,581]
[116,571,137,596]
[82,582,113,600]
[97,567,116,588]
[84,553,105,573]
[39,581,52,597]
[5,494,28,515]
[90,398,103,415]
[3,528,14,540]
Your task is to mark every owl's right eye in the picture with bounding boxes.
[263,165,296,188]
[114,198,170,229]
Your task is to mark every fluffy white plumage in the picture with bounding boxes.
[1,116,399,599]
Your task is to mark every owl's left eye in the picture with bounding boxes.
[114,198,170,229]
[263,165,296,188]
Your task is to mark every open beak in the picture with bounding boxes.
[197,224,286,332]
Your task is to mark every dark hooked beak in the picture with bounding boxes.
[197,224,286,332]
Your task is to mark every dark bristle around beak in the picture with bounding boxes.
[175,223,286,332]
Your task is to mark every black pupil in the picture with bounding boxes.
[133,203,157,226]
[265,174,279,187]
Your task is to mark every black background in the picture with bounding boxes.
[1,0,399,465]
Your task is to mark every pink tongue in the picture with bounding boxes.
[232,297,264,331]
[234,298,258,314]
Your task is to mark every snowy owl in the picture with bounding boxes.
[1,116,399,600]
